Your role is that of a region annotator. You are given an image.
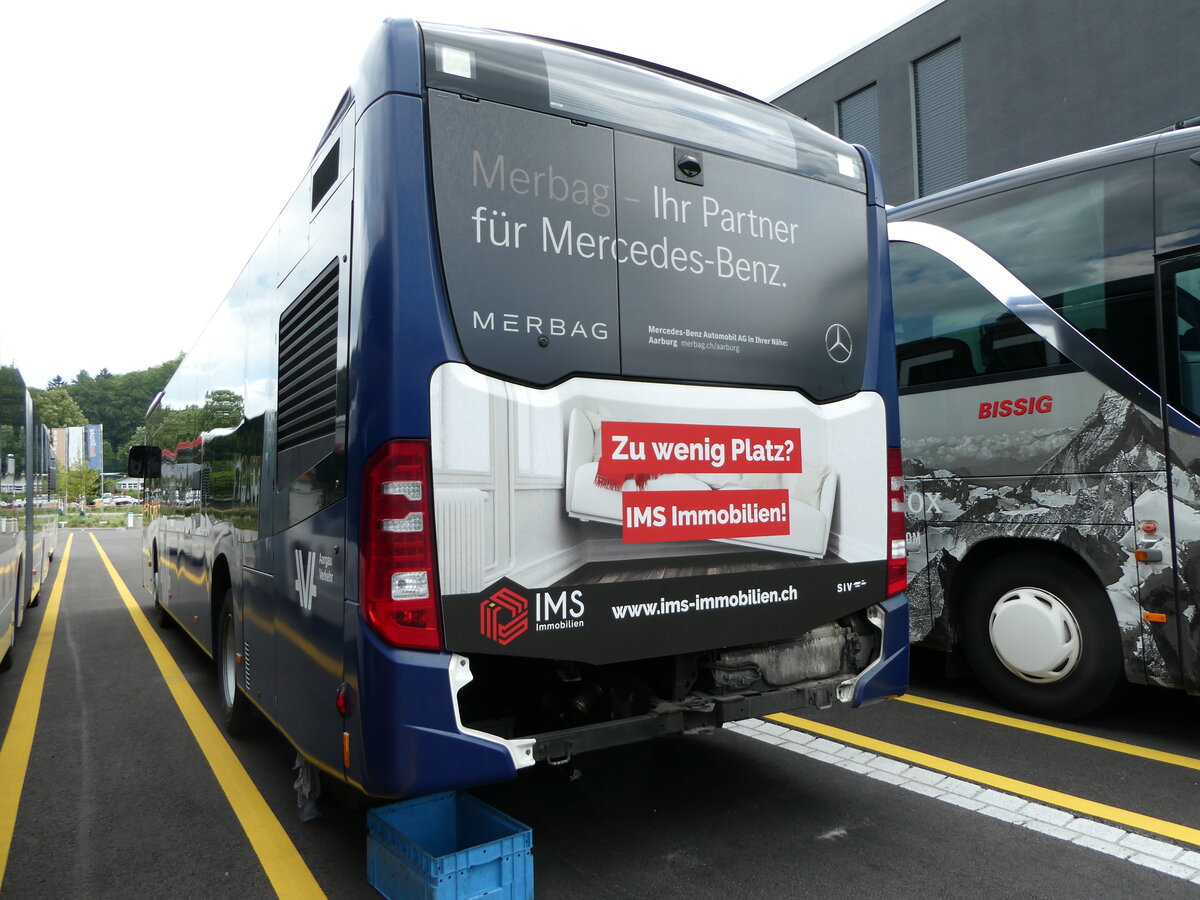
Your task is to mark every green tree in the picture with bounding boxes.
[38,389,87,428]
[67,356,182,453]
[157,406,208,452]
[1,367,26,476]
[32,356,183,464]
[204,389,245,428]
[59,461,99,508]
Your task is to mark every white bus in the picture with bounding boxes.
[891,124,1200,718]
[0,367,59,671]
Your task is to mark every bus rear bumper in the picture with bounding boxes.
[845,593,909,706]
[354,593,908,797]
[355,638,527,800]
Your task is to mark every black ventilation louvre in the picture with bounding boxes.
[277,259,339,453]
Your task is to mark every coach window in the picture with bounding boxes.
[1156,146,1200,254]
[925,158,1157,390]
[1164,258,1200,420]
[891,241,1060,389]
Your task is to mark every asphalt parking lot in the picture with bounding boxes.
[3,528,1199,898]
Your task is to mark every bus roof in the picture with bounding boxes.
[889,126,1200,221]
[353,19,774,111]
[338,19,865,189]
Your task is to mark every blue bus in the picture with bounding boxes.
[130,20,907,799]
[0,366,59,671]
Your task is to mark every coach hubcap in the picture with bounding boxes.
[988,587,1081,683]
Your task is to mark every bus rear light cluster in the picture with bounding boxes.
[886,446,908,597]
[361,440,443,650]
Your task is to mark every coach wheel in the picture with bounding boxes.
[960,554,1122,720]
[218,590,254,736]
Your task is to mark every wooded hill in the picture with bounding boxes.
[32,357,182,471]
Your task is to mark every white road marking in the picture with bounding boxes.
[727,718,1200,884]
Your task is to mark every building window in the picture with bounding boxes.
[837,84,880,167]
[913,40,967,197]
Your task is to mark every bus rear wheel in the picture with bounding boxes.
[218,590,254,736]
[960,554,1122,719]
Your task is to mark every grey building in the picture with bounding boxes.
[773,0,1200,205]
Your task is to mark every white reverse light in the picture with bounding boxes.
[391,571,430,600]
[381,513,425,533]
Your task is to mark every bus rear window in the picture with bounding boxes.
[422,22,862,189]
[429,90,871,398]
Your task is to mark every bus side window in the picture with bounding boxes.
[1156,145,1200,254]
[891,240,1055,388]
[924,157,1157,390]
[897,336,976,385]
[979,312,1062,375]
[1169,262,1200,417]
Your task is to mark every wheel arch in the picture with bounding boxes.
[211,550,254,735]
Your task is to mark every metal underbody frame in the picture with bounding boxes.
[529,677,842,765]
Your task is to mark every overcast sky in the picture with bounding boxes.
[0,0,936,391]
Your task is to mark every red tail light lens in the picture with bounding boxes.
[361,440,443,650]
[887,446,908,597]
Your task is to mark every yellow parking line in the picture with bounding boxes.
[0,533,73,886]
[768,711,1200,848]
[897,693,1200,771]
[89,533,326,899]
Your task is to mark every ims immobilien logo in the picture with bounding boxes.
[480,586,529,646]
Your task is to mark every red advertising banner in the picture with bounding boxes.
[596,422,801,487]
[621,489,791,543]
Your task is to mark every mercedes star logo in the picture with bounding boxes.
[825,323,853,364]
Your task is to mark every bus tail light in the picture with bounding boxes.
[361,440,443,650]
[887,447,907,597]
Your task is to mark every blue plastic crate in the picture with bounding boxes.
[367,791,533,900]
